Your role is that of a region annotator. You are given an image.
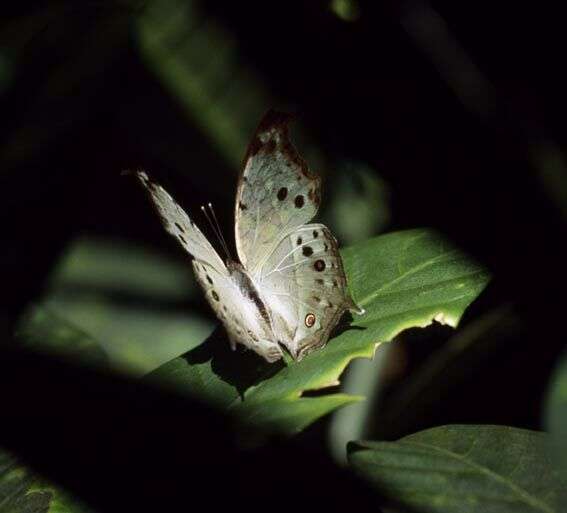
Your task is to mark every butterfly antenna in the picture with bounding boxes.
[200,203,232,261]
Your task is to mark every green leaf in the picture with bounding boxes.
[136,0,271,167]
[43,296,212,376]
[15,306,108,367]
[326,162,390,244]
[545,350,567,479]
[0,451,93,513]
[372,306,521,440]
[48,237,199,301]
[149,229,490,435]
[348,425,567,513]
[39,237,213,375]
[8,311,102,511]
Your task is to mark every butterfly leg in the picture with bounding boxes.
[227,333,238,351]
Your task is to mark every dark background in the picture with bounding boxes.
[1,1,566,511]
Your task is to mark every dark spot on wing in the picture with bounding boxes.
[302,246,313,257]
[332,279,338,287]
[179,234,186,244]
[206,275,213,285]
[296,236,302,245]
[305,313,316,327]
[212,291,219,301]
[316,278,324,285]
[175,222,184,232]
[324,243,329,252]
[239,201,248,211]
[313,230,319,238]
[277,187,288,201]
[314,259,326,272]
[313,296,321,303]
[294,195,304,208]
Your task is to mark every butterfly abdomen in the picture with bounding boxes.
[227,260,272,329]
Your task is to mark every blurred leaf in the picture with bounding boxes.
[48,237,198,301]
[135,0,271,167]
[348,425,567,513]
[0,450,93,513]
[328,343,393,464]
[15,306,107,367]
[45,296,212,376]
[330,0,361,22]
[0,4,132,169]
[149,229,490,435]
[327,162,390,244]
[42,237,213,375]
[545,350,567,479]
[0,51,13,94]
[375,306,521,438]
[12,306,103,512]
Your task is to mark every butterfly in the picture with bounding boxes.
[136,110,364,362]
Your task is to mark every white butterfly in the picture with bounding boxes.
[136,110,364,362]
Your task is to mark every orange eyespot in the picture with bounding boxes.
[305,313,316,327]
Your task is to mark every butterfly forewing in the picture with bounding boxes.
[136,170,282,362]
[136,171,225,273]
[234,111,321,275]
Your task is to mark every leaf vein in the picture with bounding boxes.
[399,441,555,513]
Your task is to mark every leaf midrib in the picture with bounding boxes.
[357,249,460,306]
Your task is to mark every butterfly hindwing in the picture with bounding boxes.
[257,223,362,359]
[234,111,321,275]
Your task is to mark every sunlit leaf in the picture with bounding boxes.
[348,425,567,513]
[150,229,490,435]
